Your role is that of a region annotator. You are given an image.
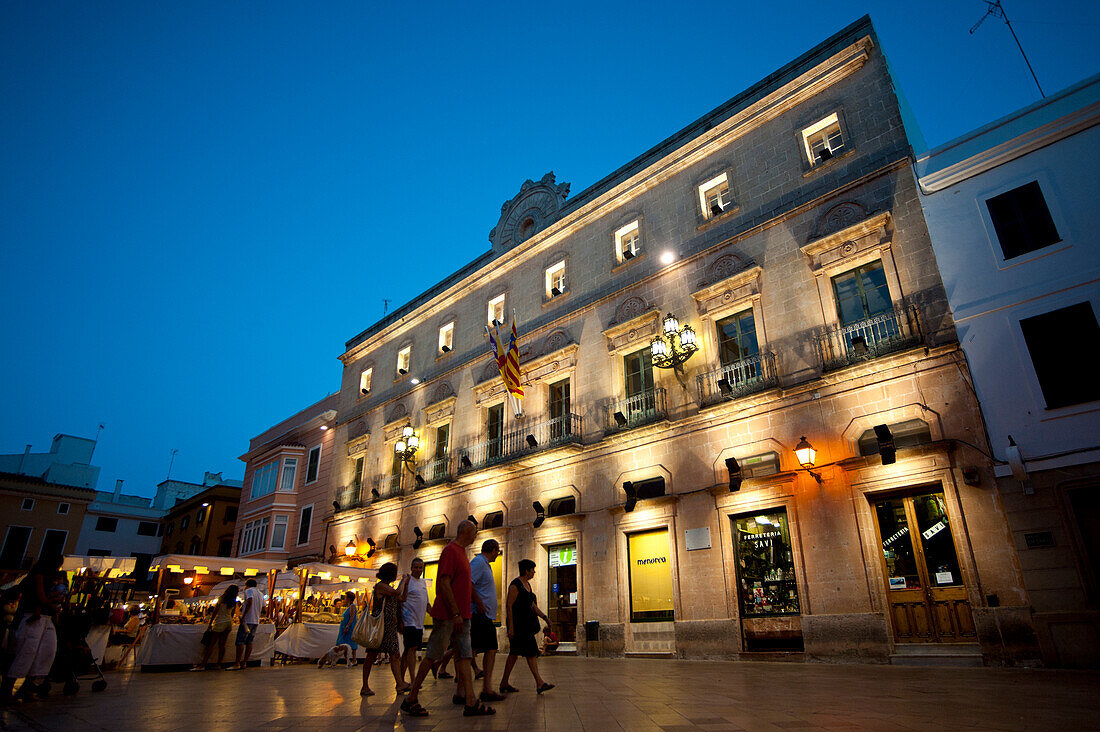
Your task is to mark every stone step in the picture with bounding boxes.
[624,651,676,659]
[890,643,984,666]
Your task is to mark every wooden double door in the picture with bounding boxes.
[872,490,975,643]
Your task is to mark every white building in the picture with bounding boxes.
[0,434,101,490]
[915,73,1100,667]
[74,479,165,561]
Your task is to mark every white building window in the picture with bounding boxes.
[802,113,845,166]
[359,368,373,396]
[439,322,455,354]
[488,293,506,326]
[270,515,289,550]
[279,457,298,492]
[545,261,566,299]
[616,220,641,262]
[699,173,732,219]
[250,460,279,499]
[396,346,411,376]
[240,517,270,555]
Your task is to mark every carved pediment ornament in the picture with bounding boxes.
[346,432,371,456]
[609,295,653,327]
[542,329,572,356]
[489,172,571,252]
[801,210,893,274]
[385,402,408,425]
[425,396,456,425]
[524,344,579,385]
[692,265,764,316]
[428,381,454,405]
[347,419,369,441]
[604,304,661,356]
[814,201,868,239]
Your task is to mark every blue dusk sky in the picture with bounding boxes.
[1,2,1097,499]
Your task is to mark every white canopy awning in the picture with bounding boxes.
[206,571,300,597]
[63,555,137,577]
[296,562,377,583]
[149,554,286,575]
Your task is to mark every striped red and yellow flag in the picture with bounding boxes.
[503,320,524,399]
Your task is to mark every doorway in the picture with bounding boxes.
[547,543,578,650]
[872,490,975,643]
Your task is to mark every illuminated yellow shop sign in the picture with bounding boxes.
[627,529,674,621]
[423,561,438,627]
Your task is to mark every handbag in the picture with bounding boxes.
[352,591,385,649]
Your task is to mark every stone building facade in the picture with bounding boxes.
[325,17,1038,664]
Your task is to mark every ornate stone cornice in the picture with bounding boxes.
[604,303,660,356]
[523,343,579,385]
[692,265,763,316]
[425,396,456,426]
[800,210,892,274]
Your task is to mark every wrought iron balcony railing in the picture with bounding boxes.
[370,474,403,502]
[604,387,668,433]
[457,413,583,473]
[414,456,451,489]
[817,304,922,371]
[334,484,366,512]
[697,352,779,407]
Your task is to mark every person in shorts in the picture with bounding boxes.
[470,539,504,702]
[400,520,494,718]
[231,579,263,670]
[399,558,428,686]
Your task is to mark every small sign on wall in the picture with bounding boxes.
[685,527,711,551]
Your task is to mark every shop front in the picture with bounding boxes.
[732,509,803,651]
[547,543,578,650]
[624,527,676,654]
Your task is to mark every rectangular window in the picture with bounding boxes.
[136,521,158,537]
[545,261,566,298]
[616,220,640,261]
[802,113,845,165]
[488,293,506,326]
[250,460,279,499]
[397,346,411,376]
[487,403,504,459]
[1,526,32,568]
[306,445,321,484]
[270,515,288,550]
[715,310,759,366]
[359,368,373,396]
[21,498,34,511]
[297,505,313,546]
[96,517,118,533]
[240,517,271,555]
[197,506,208,524]
[986,181,1060,260]
[733,509,800,617]
[353,457,364,491]
[224,506,237,523]
[1020,302,1100,409]
[438,322,455,354]
[280,457,298,492]
[624,348,655,398]
[39,529,67,561]
[549,379,571,439]
[435,424,450,460]
[627,528,674,622]
[831,261,892,326]
[699,173,731,219]
[57,503,69,515]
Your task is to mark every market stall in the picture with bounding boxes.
[61,556,138,665]
[138,555,286,669]
[272,563,376,661]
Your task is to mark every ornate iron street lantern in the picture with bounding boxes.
[651,313,698,372]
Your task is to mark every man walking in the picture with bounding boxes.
[470,539,505,703]
[400,520,494,717]
[399,557,428,685]
[231,579,262,670]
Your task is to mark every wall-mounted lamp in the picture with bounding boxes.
[613,411,628,427]
[366,537,377,558]
[467,514,478,527]
[873,424,896,465]
[183,576,193,585]
[395,424,420,473]
[660,251,676,265]
[623,481,638,513]
[345,537,357,557]
[415,474,425,487]
[460,454,472,469]
[526,434,538,448]
[533,501,546,528]
[651,313,698,372]
[794,436,823,484]
[413,526,424,550]
[332,500,340,513]
[725,456,742,492]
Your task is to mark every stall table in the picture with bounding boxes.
[135,623,277,668]
[273,622,340,660]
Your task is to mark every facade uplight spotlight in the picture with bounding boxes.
[660,251,675,265]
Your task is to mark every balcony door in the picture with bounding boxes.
[624,348,656,421]
[716,310,759,383]
[831,261,899,356]
[872,490,975,643]
[549,379,571,440]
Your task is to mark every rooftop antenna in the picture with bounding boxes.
[970,0,1044,98]
[382,299,392,317]
[166,448,179,480]
[90,423,105,459]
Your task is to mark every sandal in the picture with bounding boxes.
[400,700,429,717]
[452,693,466,706]
[395,685,410,694]
[463,701,496,717]
[359,687,374,696]
[536,683,555,694]
[499,684,520,693]
[437,671,454,679]
[480,691,506,702]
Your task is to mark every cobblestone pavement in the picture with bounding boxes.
[2,656,1099,731]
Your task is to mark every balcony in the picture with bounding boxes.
[415,456,451,489]
[817,304,922,371]
[697,352,779,407]
[458,413,583,473]
[370,473,403,502]
[604,387,668,434]
[334,484,366,512]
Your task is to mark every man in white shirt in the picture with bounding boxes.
[232,579,263,670]
[400,558,429,685]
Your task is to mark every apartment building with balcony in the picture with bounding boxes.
[915,74,1100,666]
[325,17,1038,664]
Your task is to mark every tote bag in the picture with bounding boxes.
[352,591,385,649]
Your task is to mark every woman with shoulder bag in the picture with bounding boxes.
[358,563,408,696]
[191,585,238,671]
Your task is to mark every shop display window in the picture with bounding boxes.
[627,529,674,622]
[733,510,800,617]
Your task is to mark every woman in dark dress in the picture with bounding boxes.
[498,559,554,694]
[361,562,409,696]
